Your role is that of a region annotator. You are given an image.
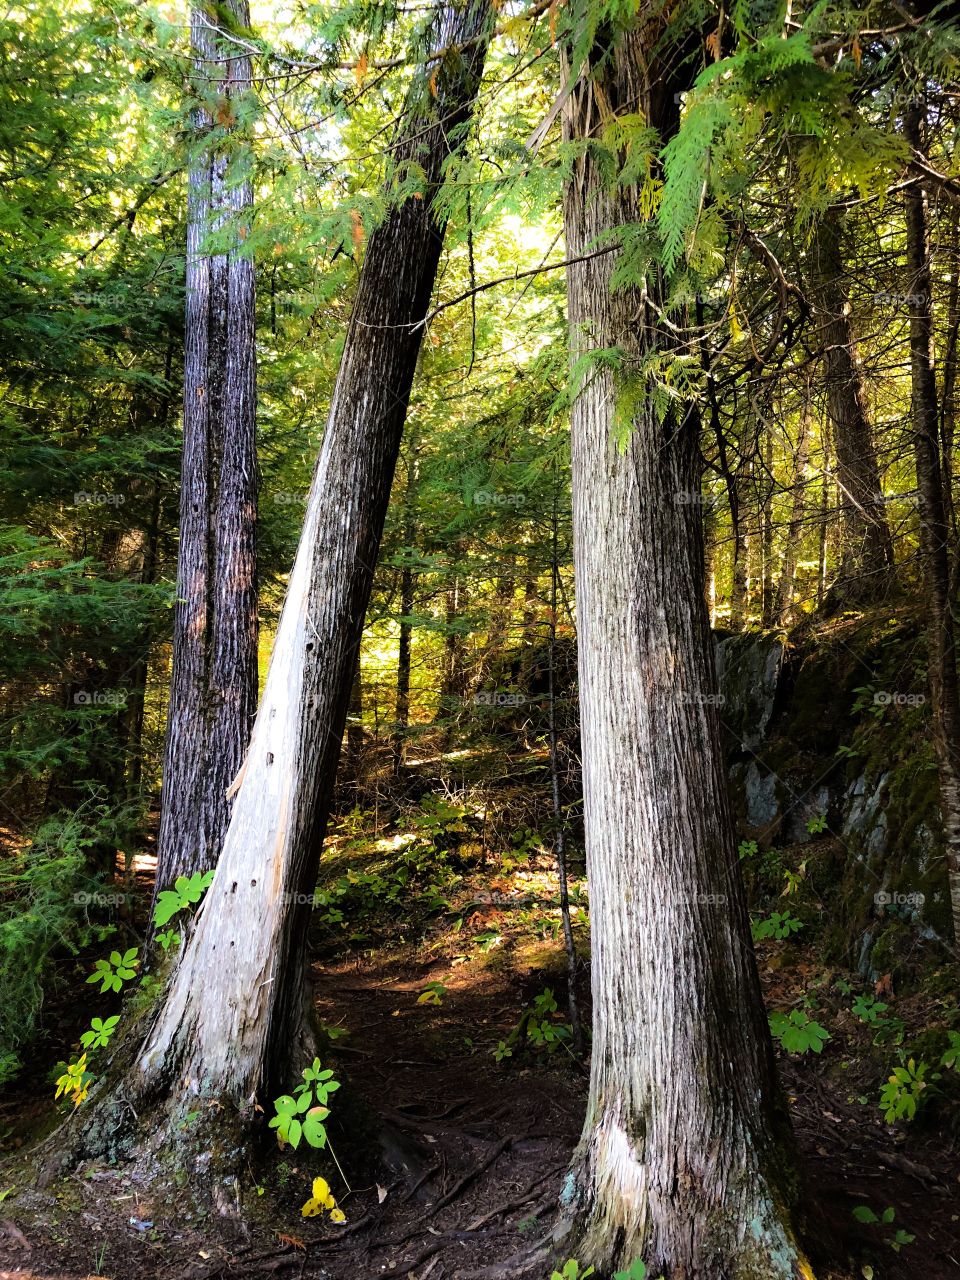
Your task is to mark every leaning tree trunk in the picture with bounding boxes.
[155,0,258,898]
[904,106,960,943]
[61,0,493,1182]
[558,20,808,1277]
[813,207,895,607]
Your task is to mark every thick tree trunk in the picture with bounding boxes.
[63,0,493,1182]
[558,21,808,1277]
[155,0,258,898]
[813,209,895,607]
[904,107,960,942]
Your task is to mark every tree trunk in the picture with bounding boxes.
[154,0,258,898]
[816,414,832,610]
[761,413,776,627]
[558,20,808,1276]
[774,391,812,627]
[436,570,469,716]
[904,106,960,942]
[392,446,420,773]
[813,208,895,607]
[62,0,494,1183]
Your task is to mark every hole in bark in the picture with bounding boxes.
[230,882,237,893]
[251,879,257,887]
[266,752,274,765]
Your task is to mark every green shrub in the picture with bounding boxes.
[0,809,121,1080]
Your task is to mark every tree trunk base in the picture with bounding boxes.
[556,1128,816,1280]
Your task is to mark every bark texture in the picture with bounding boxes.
[559,20,809,1278]
[813,209,895,606]
[904,108,960,942]
[155,0,258,896]
[76,0,494,1172]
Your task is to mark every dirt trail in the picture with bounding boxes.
[2,937,959,1278]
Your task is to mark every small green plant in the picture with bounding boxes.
[769,1009,830,1055]
[269,1057,340,1150]
[155,928,181,952]
[527,989,573,1053]
[492,1039,513,1062]
[417,981,448,1006]
[805,813,827,834]
[939,1030,960,1069]
[852,1205,915,1252]
[79,1015,119,1051]
[738,839,758,860]
[551,1262,594,1280]
[752,911,803,941]
[86,947,139,994]
[153,869,214,928]
[614,1263,649,1280]
[879,1057,935,1123]
[473,927,504,952]
[852,995,887,1025]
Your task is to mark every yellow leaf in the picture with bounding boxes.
[301,1198,322,1217]
[312,1177,331,1202]
[354,51,368,88]
[329,1207,346,1223]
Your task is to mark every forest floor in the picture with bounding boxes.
[1,768,960,1280]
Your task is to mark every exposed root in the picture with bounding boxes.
[450,1236,553,1279]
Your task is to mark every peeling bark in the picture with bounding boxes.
[61,0,494,1188]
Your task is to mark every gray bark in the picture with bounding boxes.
[155,0,258,898]
[118,0,493,1147]
[558,19,807,1276]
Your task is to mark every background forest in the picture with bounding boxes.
[2,0,960,1277]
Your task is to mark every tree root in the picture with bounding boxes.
[450,1236,554,1280]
